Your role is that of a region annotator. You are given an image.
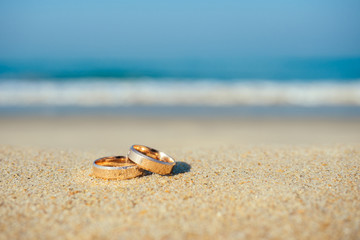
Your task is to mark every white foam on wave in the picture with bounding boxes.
[1,78,360,106]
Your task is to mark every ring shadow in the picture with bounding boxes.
[171,161,191,175]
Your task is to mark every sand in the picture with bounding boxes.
[0,116,359,239]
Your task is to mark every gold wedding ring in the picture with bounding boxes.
[92,156,145,180]
[127,145,176,175]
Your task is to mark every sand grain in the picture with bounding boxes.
[1,144,359,239]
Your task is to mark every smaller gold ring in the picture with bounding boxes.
[92,156,145,180]
[127,145,176,175]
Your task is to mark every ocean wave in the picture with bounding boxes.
[1,78,360,106]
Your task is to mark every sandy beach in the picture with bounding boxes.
[0,116,359,239]
[2,0,360,238]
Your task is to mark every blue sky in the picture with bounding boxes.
[0,0,359,60]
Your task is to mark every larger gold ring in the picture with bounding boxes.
[92,156,145,180]
[127,145,176,175]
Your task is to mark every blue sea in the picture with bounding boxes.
[0,58,360,116]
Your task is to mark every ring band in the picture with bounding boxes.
[92,156,145,180]
[127,145,176,175]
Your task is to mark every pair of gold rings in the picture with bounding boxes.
[92,145,176,180]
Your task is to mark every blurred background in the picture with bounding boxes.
[0,0,359,149]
